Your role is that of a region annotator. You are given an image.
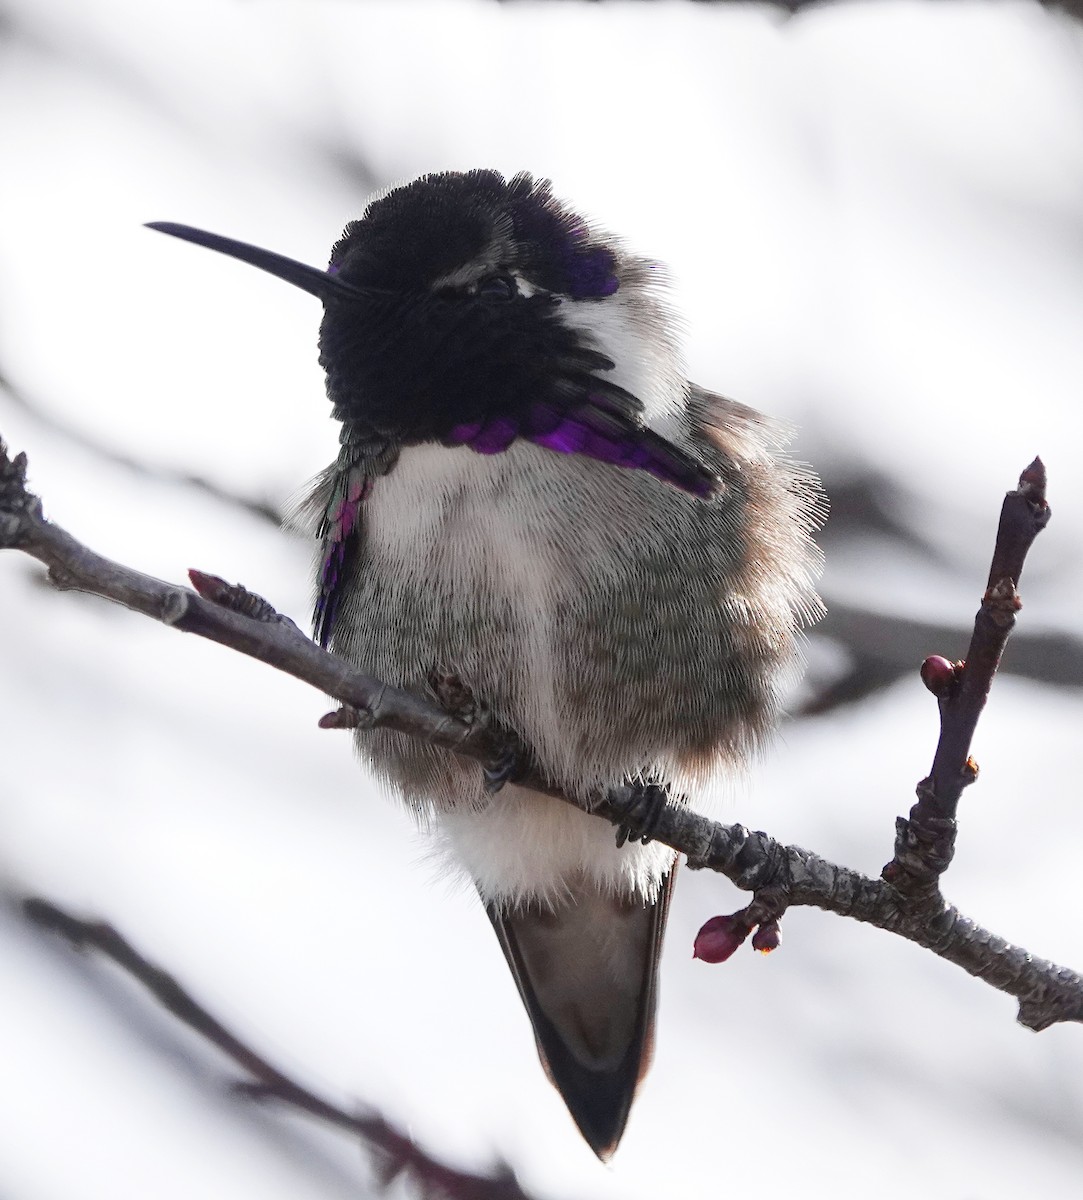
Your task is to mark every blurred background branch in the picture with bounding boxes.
[22,897,538,1200]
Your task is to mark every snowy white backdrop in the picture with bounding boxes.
[3,0,1083,1196]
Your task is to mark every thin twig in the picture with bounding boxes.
[933,457,1049,819]
[22,899,535,1200]
[885,458,1051,905]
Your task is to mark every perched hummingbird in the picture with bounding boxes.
[148,170,822,1158]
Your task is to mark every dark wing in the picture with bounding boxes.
[520,392,720,498]
[307,434,399,648]
[440,341,721,498]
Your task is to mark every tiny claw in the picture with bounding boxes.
[693,914,751,963]
[426,669,531,791]
[613,780,670,848]
[427,669,480,724]
[483,736,531,793]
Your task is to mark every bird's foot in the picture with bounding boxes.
[613,780,671,848]
[481,727,532,794]
[426,669,532,793]
[427,668,479,723]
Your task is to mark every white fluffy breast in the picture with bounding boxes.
[438,784,674,908]
[365,442,562,681]
[365,441,568,774]
[361,443,680,907]
[366,442,530,571]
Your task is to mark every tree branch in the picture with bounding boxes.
[22,899,535,1200]
[2,435,1077,1032]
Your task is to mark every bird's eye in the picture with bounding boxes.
[476,273,518,301]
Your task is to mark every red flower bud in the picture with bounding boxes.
[188,568,229,601]
[920,655,959,697]
[751,920,781,953]
[693,914,749,963]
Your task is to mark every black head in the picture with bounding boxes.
[318,171,630,441]
[328,170,620,299]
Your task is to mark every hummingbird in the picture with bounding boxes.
[148,170,822,1159]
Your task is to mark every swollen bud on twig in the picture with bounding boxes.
[1017,455,1047,501]
[188,569,280,623]
[318,705,368,730]
[751,920,781,954]
[693,915,750,963]
[188,568,231,602]
[920,655,960,697]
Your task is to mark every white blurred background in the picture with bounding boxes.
[2,1,1083,1197]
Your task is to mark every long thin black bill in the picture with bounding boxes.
[145,222,367,303]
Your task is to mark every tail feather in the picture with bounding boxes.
[486,868,676,1159]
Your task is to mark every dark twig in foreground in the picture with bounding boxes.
[885,458,1051,904]
[2,435,1079,1033]
[23,898,533,1200]
[932,458,1049,819]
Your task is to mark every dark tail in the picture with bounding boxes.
[486,868,676,1159]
